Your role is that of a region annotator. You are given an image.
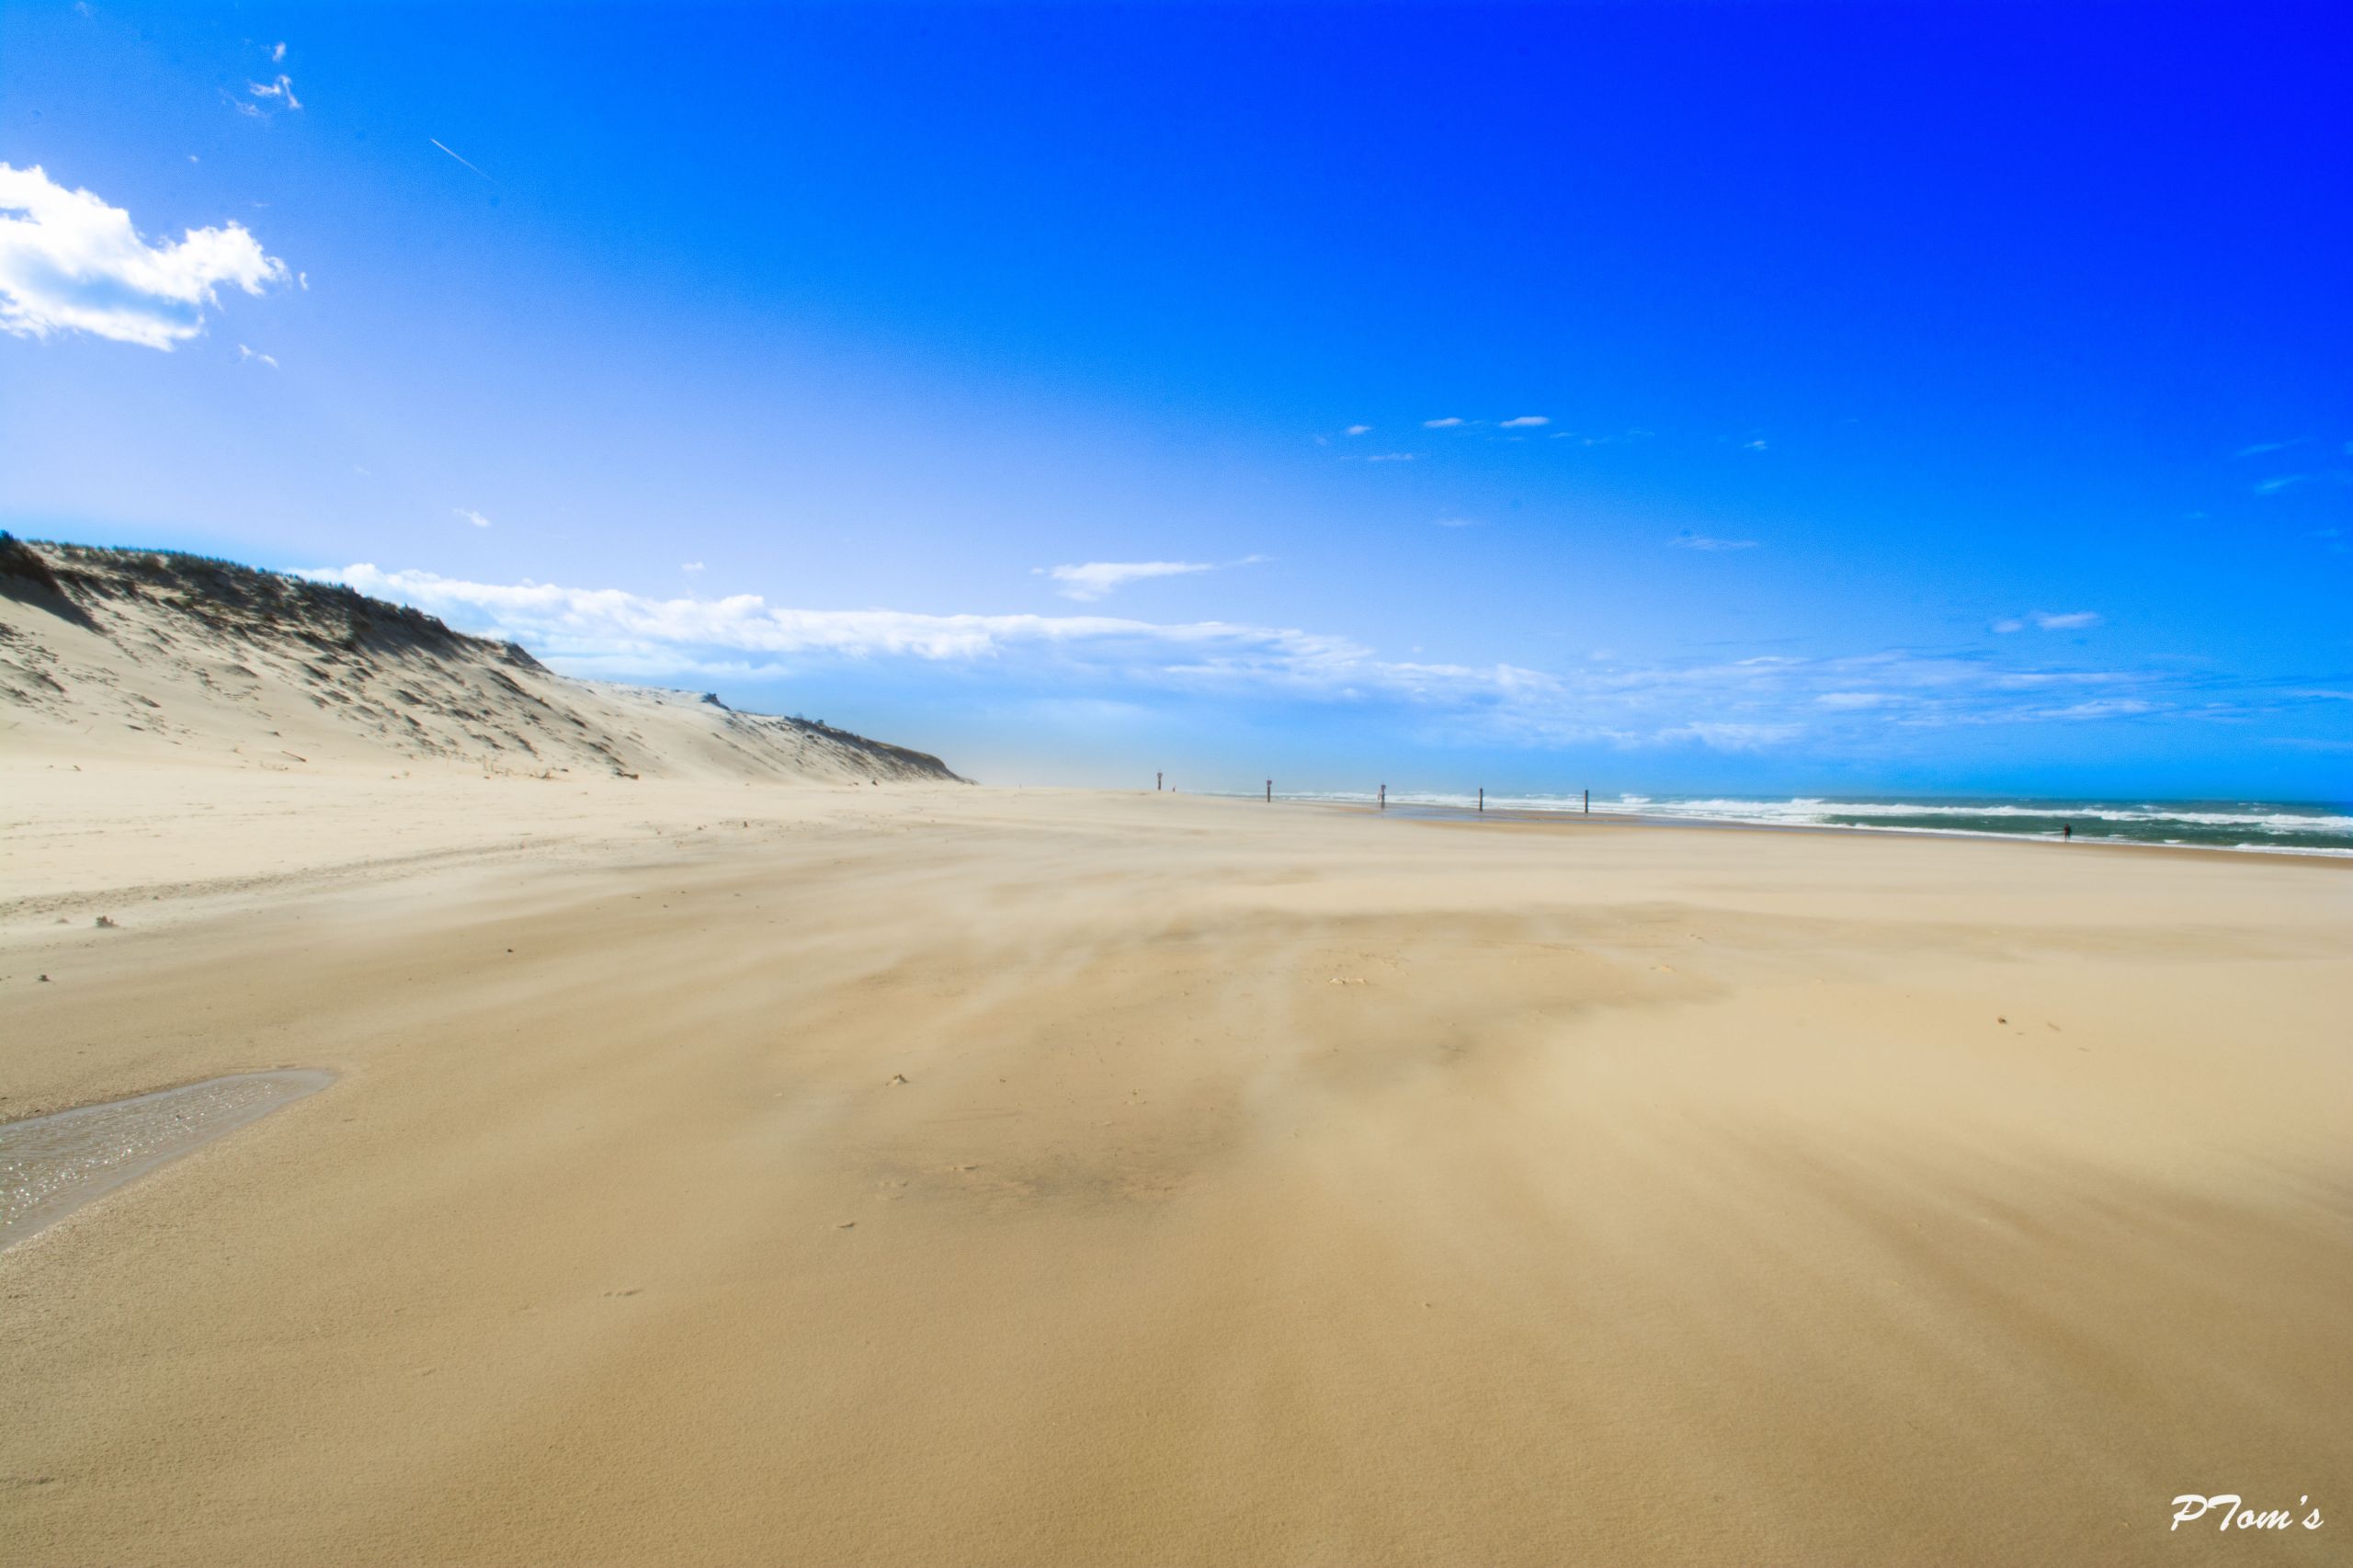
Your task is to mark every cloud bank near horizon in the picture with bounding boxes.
[304,563,2291,752]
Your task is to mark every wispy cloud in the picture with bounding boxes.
[2253,474,2309,494]
[1042,560,1216,602]
[430,139,492,181]
[0,164,289,349]
[270,41,287,63]
[1344,424,1371,436]
[1669,531,1757,551]
[680,561,705,574]
[1364,452,1417,463]
[1651,722,1802,750]
[1422,416,1465,429]
[1499,415,1549,428]
[1994,610,2101,633]
[235,343,277,368]
[307,566,2265,752]
[2037,699,2152,721]
[1435,517,1478,528]
[1551,427,1653,447]
[2234,438,2302,458]
[455,507,493,529]
[247,74,301,111]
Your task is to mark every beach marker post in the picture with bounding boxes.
[1379,783,1386,811]
[1266,779,1272,802]
[1157,771,1163,791]
[1584,790,1589,814]
[1479,787,1483,812]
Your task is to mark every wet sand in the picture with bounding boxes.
[1,1071,332,1248]
[3,765,2348,1565]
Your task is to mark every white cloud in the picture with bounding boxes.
[302,565,2289,748]
[2234,438,2301,457]
[1552,427,1653,447]
[455,507,493,529]
[1422,416,1464,428]
[1997,609,2100,633]
[2039,699,2153,721]
[1499,415,1549,428]
[1365,452,1417,463]
[1669,531,1757,551]
[318,564,1366,670]
[2253,474,2308,494]
[680,561,705,574]
[1739,438,1768,451]
[1653,722,1802,750]
[235,343,277,368]
[1345,424,1371,436]
[0,164,290,349]
[1045,560,1216,601]
[247,74,301,110]
[271,41,287,63]
[1435,517,1477,528]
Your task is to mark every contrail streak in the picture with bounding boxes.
[429,138,492,180]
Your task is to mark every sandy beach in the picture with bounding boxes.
[8,2,2347,1556]
[5,754,2347,1566]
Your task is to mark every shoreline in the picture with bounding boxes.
[1245,792,2353,863]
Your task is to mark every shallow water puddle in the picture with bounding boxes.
[0,1070,333,1249]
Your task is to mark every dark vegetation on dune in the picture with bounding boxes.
[6,534,545,668]
[0,535,965,783]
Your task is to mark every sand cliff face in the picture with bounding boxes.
[0,536,962,784]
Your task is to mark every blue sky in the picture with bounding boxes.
[3,1,2347,797]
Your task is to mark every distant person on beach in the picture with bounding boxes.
[2063,824,2072,839]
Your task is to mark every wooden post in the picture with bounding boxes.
[1379,784,1386,811]
[1583,789,1589,814]
[1266,779,1272,802]
[1156,771,1163,791]
[1478,787,1483,812]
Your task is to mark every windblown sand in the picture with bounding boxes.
[4,758,2347,1565]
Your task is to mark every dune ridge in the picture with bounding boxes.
[0,536,961,785]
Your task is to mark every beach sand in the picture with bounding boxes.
[4,756,2347,1565]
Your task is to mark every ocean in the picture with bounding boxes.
[1252,791,2353,857]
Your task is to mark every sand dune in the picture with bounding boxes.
[0,536,961,784]
[3,748,2347,1564]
